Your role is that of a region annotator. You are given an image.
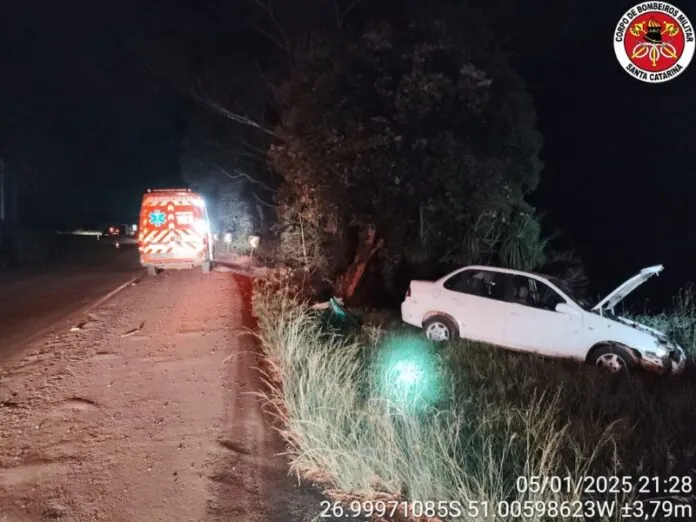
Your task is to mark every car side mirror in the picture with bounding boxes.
[555,302,581,316]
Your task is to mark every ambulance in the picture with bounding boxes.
[137,188,214,275]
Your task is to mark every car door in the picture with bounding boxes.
[502,275,583,357]
[439,269,510,346]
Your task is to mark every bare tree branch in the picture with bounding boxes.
[204,139,267,162]
[254,192,280,208]
[214,163,277,193]
[250,20,287,51]
[252,0,293,69]
[332,0,361,29]
[191,89,282,139]
[242,139,269,158]
[254,60,279,93]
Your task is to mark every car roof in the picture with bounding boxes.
[457,265,556,281]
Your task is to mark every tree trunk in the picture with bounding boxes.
[256,202,265,232]
[335,225,384,301]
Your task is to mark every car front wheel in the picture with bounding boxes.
[423,316,457,342]
[588,344,634,374]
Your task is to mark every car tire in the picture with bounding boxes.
[201,260,211,274]
[147,266,158,277]
[423,316,458,342]
[588,344,634,374]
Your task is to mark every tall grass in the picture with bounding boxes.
[252,275,679,521]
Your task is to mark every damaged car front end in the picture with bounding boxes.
[612,316,687,374]
[591,265,687,375]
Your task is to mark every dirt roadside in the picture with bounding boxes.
[0,269,329,522]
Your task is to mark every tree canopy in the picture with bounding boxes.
[269,8,546,297]
[141,0,557,299]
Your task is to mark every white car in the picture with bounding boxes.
[401,264,686,374]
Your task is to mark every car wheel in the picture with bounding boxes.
[588,345,633,374]
[423,316,457,342]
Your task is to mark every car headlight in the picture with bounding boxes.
[650,344,670,357]
[669,344,685,361]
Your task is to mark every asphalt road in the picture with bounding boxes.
[0,240,334,522]
[0,237,142,364]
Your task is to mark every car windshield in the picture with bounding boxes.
[547,277,593,310]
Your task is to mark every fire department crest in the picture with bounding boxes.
[614,2,694,83]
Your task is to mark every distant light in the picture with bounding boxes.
[70,229,102,237]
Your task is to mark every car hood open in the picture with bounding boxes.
[591,265,664,315]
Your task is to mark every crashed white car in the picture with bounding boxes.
[401,264,686,374]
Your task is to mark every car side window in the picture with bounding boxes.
[443,271,478,294]
[444,270,506,301]
[504,275,534,306]
[531,279,565,311]
[504,275,565,311]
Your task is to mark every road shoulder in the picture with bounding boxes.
[0,269,333,522]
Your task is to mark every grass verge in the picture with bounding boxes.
[252,272,696,521]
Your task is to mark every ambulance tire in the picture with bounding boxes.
[147,265,158,276]
[201,261,211,274]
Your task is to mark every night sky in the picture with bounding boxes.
[523,0,696,302]
[1,1,185,226]
[2,0,695,304]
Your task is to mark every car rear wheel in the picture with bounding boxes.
[588,344,633,374]
[423,316,457,342]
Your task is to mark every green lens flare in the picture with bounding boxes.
[374,334,443,412]
[393,360,423,385]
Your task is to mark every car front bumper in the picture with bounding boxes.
[637,348,687,375]
[669,353,687,374]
